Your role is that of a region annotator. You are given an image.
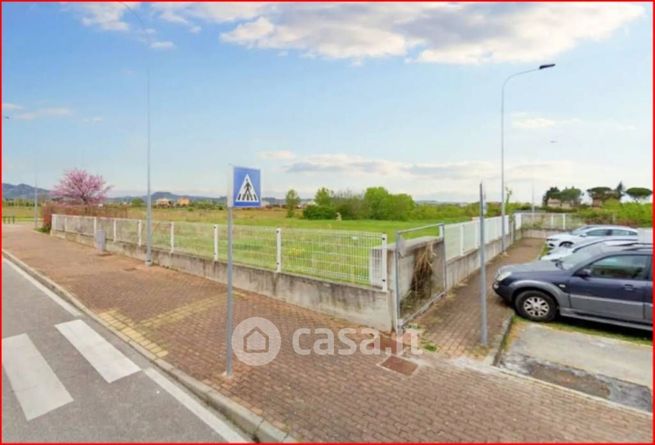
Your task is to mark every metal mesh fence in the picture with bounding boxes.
[224,225,278,270]
[174,222,214,258]
[443,216,506,261]
[115,219,141,244]
[52,215,386,288]
[97,217,116,241]
[517,212,586,231]
[281,229,385,286]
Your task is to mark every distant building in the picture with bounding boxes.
[299,200,316,208]
[546,198,572,209]
[176,197,191,207]
[155,198,173,207]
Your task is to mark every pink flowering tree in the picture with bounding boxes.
[52,169,111,206]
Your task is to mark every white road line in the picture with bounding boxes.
[2,334,74,421]
[55,320,140,383]
[144,368,249,443]
[2,258,82,317]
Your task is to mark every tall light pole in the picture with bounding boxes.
[120,2,153,266]
[500,63,555,252]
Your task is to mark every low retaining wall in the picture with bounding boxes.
[444,234,514,290]
[51,230,393,332]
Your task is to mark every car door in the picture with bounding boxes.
[566,254,650,322]
[644,264,653,323]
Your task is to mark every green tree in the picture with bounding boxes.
[285,189,300,217]
[614,181,625,200]
[542,186,561,206]
[626,187,653,202]
[558,186,582,207]
[504,186,513,208]
[332,190,367,220]
[131,197,145,207]
[388,193,415,220]
[363,187,392,220]
[314,187,334,207]
[587,186,614,203]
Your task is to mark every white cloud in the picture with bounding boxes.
[257,150,296,160]
[150,40,175,50]
[280,152,626,202]
[9,106,72,121]
[83,116,104,123]
[152,2,271,24]
[149,2,643,64]
[66,3,177,51]
[2,102,23,112]
[511,113,637,132]
[67,2,140,32]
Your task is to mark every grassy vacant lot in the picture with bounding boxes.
[2,205,37,221]
[124,207,469,239]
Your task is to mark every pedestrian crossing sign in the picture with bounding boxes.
[230,166,261,208]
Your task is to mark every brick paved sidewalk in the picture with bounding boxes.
[416,237,544,359]
[3,225,652,442]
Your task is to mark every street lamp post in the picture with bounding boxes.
[120,2,153,266]
[500,63,555,252]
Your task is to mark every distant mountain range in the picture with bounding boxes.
[2,183,50,200]
[4,183,463,206]
[2,183,285,205]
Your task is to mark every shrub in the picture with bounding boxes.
[303,204,337,220]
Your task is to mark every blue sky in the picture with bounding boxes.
[2,2,652,202]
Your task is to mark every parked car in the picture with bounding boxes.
[545,225,639,249]
[541,237,639,261]
[493,244,652,330]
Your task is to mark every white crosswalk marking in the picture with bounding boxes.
[2,334,74,420]
[55,320,140,383]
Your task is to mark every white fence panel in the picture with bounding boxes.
[282,229,383,286]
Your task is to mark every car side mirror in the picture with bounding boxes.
[577,268,591,278]
[579,233,587,238]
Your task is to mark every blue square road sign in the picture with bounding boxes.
[231,166,261,208]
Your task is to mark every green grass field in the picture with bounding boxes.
[123,207,468,240]
[2,205,38,221]
[4,205,465,287]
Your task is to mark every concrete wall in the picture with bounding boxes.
[52,230,393,332]
[444,234,512,290]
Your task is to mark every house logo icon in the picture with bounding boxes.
[232,317,281,366]
[244,326,269,353]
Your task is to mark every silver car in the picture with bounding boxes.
[545,225,638,249]
[541,237,639,261]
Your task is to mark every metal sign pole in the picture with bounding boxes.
[225,169,234,377]
[479,182,488,346]
[224,165,260,378]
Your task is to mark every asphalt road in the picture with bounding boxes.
[1,258,249,443]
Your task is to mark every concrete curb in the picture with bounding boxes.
[484,314,514,367]
[2,249,297,443]
[497,366,653,418]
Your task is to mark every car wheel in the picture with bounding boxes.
[515,290,557,322]
[559,241,573,248]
